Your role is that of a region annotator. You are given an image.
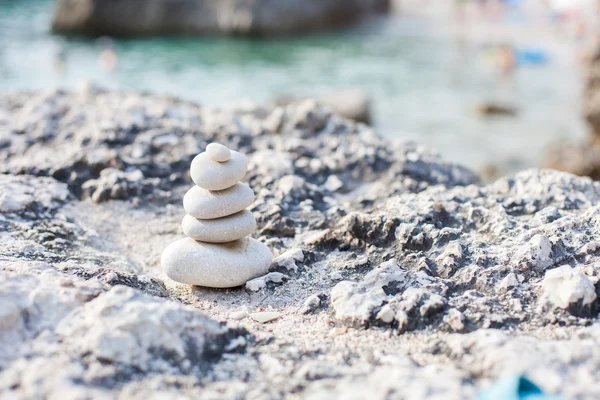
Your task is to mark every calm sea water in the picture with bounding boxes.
[0,0,588,176]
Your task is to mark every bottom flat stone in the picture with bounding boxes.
[161,237,272,288]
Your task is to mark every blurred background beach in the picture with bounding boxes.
[1,0,598,178]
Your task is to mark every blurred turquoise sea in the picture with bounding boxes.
[0,0,588,175]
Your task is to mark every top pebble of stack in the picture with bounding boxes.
[206,143,231,162]
[190,143,248,190]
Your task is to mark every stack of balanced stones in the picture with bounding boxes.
[161,143,272,288]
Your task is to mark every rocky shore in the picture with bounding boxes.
[2,89,600,399]
[52,0,391,36]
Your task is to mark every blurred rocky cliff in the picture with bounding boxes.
[52,0,391,36]
[545,43,600,179]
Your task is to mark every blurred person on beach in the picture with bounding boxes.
[53,47,67,75]
[497,44,516,76]
[454,0,468,23]
[98,37,118,72]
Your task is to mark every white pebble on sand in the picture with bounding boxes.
[183,183,255,220]
[162,237,272,288]
[190,150,248,191]
[181,210,257,243]
[249,311,282,324]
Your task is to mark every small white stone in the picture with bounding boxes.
[190,150,248,191]
[0,194,23,212]
[249,311,281,324]
[328,326,347,337]
[245,272,289,292]
[323,175,344,192]
[274,248,305,263]
[230,311,248,320]
[245,278,267,292]
[225,336,247,351]
[206,143,231,162]
[376,305,395,323]
[161,237,272,288]
[512,234,553,272]
[300,294,322,314]
[182,210,256,243]
[273,248,305,272]
[497,273,519,293]
[329,271,343,280]
[443,308,465,332]
[541,265,597,309]
[183,183,255,220]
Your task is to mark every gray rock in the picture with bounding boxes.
[540,265,597,311]
[443,328,600,399]
[0,283,246,398]
[55,286,235,372]
[302,359,473,399]
[0,270,105,368]
[300,293,328,314]
[82,167,160,203]
[0,90,478,207]
[443,308,466,332]
[4,90,600,399]
[331,260,447,328]
[272,248,305,273]
[0,174,70,213]
[510,234,553,272]
[245,272,289,292]
[52,0,391,36]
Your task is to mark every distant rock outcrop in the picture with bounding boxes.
[544,43,600,178]
[51,0,391,36]
[585,44,600,137]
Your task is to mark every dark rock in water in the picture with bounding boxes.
[2,89,600,399]
[51,0,391,36]
[475,102,518,117]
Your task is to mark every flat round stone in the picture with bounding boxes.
[183,183,255,220]
[181,210,256,243]
[161,237,272,288]
[206,143,231,162]
[190,150,248,191]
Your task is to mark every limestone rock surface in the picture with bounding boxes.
[3,90,600,399]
